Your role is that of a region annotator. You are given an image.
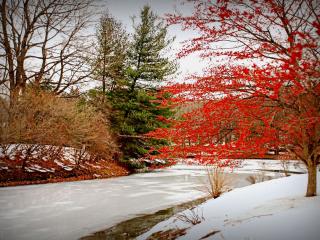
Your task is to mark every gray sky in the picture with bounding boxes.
[95,0,207,80]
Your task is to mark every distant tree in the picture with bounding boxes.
[150,0,320,196]
[93,13,128,95]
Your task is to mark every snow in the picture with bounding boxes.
[0,144,107,173]
[25,164,55,173]
[0,144,89,168]
[54,159,73,171]
[138,173,320,240]
[171,159,306,174]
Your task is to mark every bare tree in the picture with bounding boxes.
[0,0,94,103]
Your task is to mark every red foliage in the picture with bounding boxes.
[148,0,320,168]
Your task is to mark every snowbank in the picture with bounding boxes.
[138,173,320,240]
[0,144,89,171]
[0,144,128,185]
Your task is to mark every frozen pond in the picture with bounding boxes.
[0,167,267,240]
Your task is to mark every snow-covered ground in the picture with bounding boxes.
[0,159,310,240]
[138,173,320,240]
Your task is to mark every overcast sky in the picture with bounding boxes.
[95,0,207,81]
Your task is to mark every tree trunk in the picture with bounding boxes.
[306,163,317,197]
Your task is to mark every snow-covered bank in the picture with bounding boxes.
[171,159,307,174]
[138,173,320,240]
[0,144,129,185]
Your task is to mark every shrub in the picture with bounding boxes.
[0,88,116,165]
[176,207,205,225]
[202,165,230,198]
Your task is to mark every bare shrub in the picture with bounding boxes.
[246,175,257,184]
[0,88,116,166]
[277,154,294,177]
[280,160,291,177]
[201,165,230,199]
[176,207,205,225]
[246,170,272,185]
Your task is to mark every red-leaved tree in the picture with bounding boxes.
[148,0,320,197]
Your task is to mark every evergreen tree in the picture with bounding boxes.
[93,13,128,94]
[87,13,127,127]
[109,5,176,164]
[126,5,176,92]
[87,6,176,167]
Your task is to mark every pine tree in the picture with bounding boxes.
[93,13,128,94]
[109,5,176,164]
[87,13,127,127]
[126,5,176,92]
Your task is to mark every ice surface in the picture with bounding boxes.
[0,168,224,240]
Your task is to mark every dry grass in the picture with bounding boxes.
[246,163,272,184]
[278,156,292,177]
[176,207,205,225]
[246,175,258,184]
[199,165,231,199]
